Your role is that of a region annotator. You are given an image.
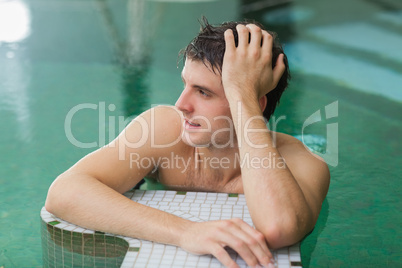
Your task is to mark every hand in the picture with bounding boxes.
[222,24,286,101]
[179,218,274,268]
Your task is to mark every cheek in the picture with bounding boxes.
[201,100,232,124]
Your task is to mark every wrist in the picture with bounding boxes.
[177,219,194,248]
[224,85,258,104]
[228,96,262,118]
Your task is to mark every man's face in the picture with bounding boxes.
[175,59,235,148]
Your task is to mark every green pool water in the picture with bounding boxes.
[0,0,401,267]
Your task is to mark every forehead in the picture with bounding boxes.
[182,59,223,95]
[182,59,221,80]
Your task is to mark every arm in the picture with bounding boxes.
[222,24,330,248]
[45,106,189,246]
[47,106,273,268]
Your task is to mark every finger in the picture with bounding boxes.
[236,24,249,48]
[211,244,240,268]
[246,24,262,49]
[272,53,286,88]
[218,230,260,267]
[233,219,273,265]
[224,29,236,53]
[261,30,273,60]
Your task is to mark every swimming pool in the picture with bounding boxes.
[0,0,400,267]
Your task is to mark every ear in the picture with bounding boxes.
[259,95,267,112]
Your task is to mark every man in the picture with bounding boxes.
[46,18,330,268]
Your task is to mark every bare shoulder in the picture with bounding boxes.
[273,131,330,215]
[122,105,184,151]
[271,132,302,147]
[131,105,183,134]
[273,132,323,162]
[64,105,187,193]
[273,131,330,181]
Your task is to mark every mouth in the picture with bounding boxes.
[185,118,201,128]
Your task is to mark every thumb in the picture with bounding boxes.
[272,54,286,88]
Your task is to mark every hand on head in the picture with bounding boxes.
[222,23,286,101]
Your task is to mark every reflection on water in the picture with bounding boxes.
[0,0,31,43]
[0,0,32,143]
[1,0,400,267]
[96,0,155,118]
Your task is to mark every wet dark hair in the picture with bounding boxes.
[180,16,290,121]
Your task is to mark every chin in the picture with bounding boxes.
[181,132,211,148]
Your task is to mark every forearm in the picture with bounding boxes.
[229,96,313,247]
[45,173,190,246]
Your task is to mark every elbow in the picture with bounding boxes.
[261,224,290,249]
[45,176,61,215]
[261,214,313,249]
[45,174,72,216]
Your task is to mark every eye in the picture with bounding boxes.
[199,89,209,97]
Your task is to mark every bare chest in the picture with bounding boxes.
[152,157,243,193]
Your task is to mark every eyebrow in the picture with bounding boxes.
[181,73,216,95]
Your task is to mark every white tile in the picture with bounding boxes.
[42,190,303,268]
[124,256,136,262]
[290,255,301,262]
[72,227,84,233]
[151,249,165,255]
[160,260,173,266]
[55,223,66,229]
[163,255,175,260]
[41,216,53,223]
[175,255,187,261]
[198,257,211,264]
[278,254,289,259]
[63,225,76,231]
[164,245,177,252]
[186,254,199,261]
[175,250,187,256]
[185,261,198,266]
[277,258,290,265]
[197,262,209,267]
[232,213,243,218]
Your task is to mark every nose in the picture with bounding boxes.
[175,87,193,113]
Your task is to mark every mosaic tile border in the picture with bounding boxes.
[41,190,302,268]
